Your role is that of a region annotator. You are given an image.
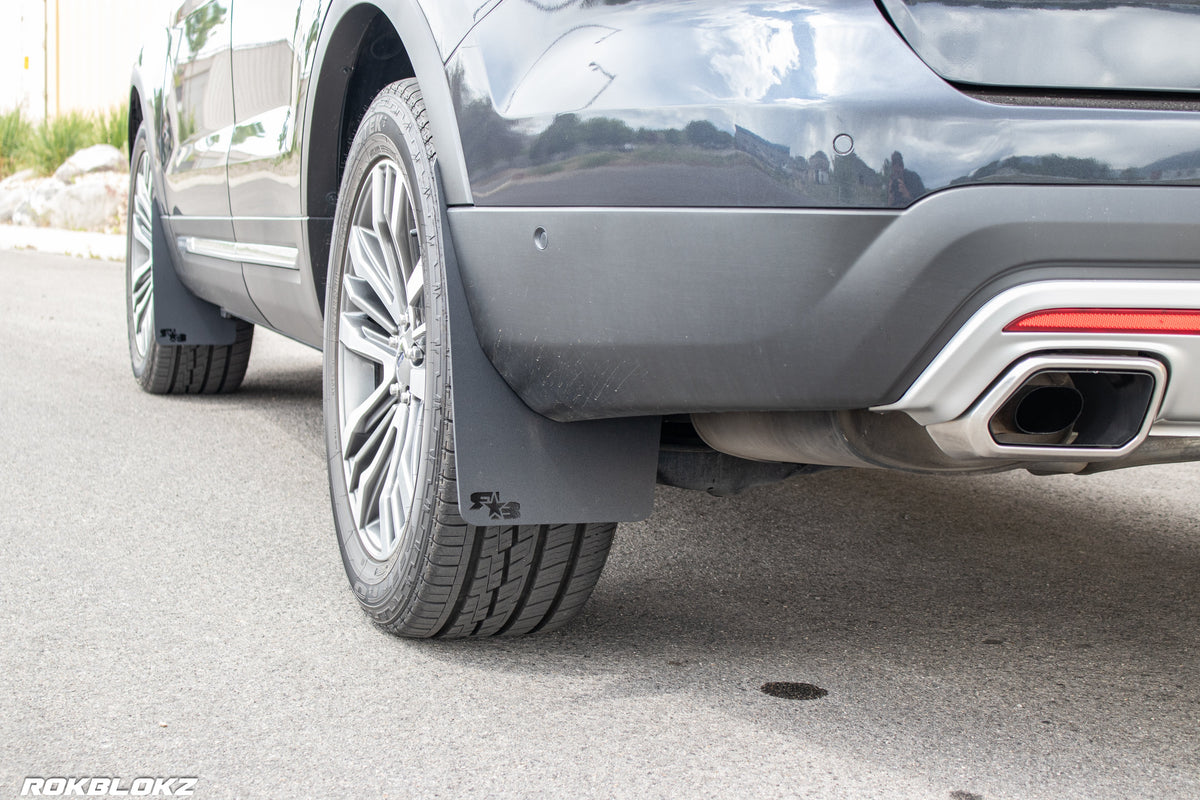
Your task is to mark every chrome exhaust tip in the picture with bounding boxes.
[991,381,1084,444]
[925,355,1167,461]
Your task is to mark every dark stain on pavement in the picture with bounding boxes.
[760,681,828,700]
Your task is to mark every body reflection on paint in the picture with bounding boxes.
[448,0,1200,209]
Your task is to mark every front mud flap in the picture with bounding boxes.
[442,206,660,527]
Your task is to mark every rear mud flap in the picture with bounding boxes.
[442,203,659,527]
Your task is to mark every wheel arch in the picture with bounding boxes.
[127,26,172,167]
[303,0,472,313]
[127,86,143,161]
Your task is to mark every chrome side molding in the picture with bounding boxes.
[178,236,299,270]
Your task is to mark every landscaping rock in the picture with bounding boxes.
[3,145,129,231]
[0,171,42,223]
[46,172,127,232]
[0,168,39,187]
[12,178,68,226]
[54,144,127,183]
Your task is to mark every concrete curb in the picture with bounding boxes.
[0,224,125,262]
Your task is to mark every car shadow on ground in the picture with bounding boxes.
[420,467,1197,666]
[400,466,1199,784]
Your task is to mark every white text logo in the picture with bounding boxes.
[21,777,198,796]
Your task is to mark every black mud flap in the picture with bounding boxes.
[442,205,660,527]
[151,196,237,347]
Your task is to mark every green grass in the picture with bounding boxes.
[0,108,33,177]
[24,111,98,176]
[0,105,129,179]
[95,105,129,152]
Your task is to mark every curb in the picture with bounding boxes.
[0,224,125,262]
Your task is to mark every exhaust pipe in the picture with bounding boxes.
[926,355,1167,460]
[991,380,1084,444]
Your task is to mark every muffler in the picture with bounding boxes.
[926,354,1167,460]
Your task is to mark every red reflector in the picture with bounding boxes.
[1005,308,1200,335]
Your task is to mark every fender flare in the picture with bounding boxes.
[303,0,473,216]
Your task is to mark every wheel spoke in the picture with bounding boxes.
[349,409,398,530]
[372,165,407,319]
[134,192,151,231]
[341,379,394,456]
[132,266,153,329]
[132,221,151,252]
[390,405,412,515]
[340,310,395,366]
[397,401,422,520]
[131,254,152,289]
[407,365,426,402]
[378,420,406,548]
[132,272,152,308]
[404,256,424,309]
[344,275,397,335]
[398,189,419,278]
[348,226,396,314]
[346,402,396,487]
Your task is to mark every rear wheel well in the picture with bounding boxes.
[306,8,415,312]
[128,87,143,160]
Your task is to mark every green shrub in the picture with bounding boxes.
[24,111,96,175]
[0,105,131,177]
[95,105,129,153]
[0,108,33,177]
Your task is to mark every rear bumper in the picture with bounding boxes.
[448,184,1200,422]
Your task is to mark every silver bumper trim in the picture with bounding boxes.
[876,280,1200,435]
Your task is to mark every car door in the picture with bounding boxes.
[163,0,267,325]
[228,0,330,345]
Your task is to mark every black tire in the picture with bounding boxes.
[324,79,615,638]
[125,124,253,395]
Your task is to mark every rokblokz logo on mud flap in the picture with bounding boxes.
[469,491,521,520]
[21,777,197,796]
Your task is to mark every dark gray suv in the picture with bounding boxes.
[127,0,1200,637]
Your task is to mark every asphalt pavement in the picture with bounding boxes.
[1,249,1197,799]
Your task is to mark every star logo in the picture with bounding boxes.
[469,491,522,521]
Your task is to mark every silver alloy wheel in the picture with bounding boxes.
[128,149,154,360]
[336,157,427,562]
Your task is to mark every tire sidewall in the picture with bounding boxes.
[323,84,450,622]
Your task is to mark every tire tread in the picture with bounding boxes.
[139,320,254,395]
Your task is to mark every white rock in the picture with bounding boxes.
[10,178,67,226]
[0,171,41,221]
[0,187,22,223]
[11,198,39,227]
[46,172,128,232]
[0,168,39,189]
[54,144,128,183]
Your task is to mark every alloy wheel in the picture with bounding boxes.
[336,158,428,562]
[128,149,154,360]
